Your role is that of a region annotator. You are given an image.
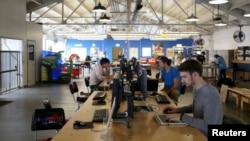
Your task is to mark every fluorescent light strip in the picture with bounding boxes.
[243,11,250,17]
[151,37,178,40]
[209,0,228,4]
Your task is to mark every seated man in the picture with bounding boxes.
[158,56,182,103]
[89,58,112,93]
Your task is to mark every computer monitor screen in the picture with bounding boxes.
[140,68,148,100]
[133,61,141,76]
[120,59,126,74]
[111,77,123,117]
[133,68,147,100]
[125,65,133,83]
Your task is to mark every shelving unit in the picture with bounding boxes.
[172,46,202,65]
[191,47,202,59]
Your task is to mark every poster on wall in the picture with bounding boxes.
[152,42,164,58]
[166,48,174,59]
[99,50,106,58]
[91,47,99,57]
[129,47,138,59]
[28,40,35,60]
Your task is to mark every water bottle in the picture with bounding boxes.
[43,98,52,109]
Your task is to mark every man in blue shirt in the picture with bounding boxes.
[214,54,227,79]
[158,56,182,102]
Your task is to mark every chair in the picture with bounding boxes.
[222,114,247,125]
[83,62,91,73]
[175,84,186,105]
[84,77,91,94]
[155,72,160,79]
[69,82,87,110]
[31,108,66,141]
[180,84,186,95]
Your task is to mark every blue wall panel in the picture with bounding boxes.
[65,38,194,61]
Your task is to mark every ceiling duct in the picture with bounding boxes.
[110,28,126,31]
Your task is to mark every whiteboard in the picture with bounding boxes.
[70,47,87,61]
[129,47,138,59]
[142,47,152,57]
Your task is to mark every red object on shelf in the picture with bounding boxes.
[148,58,156,69]
[69,54,78,60]
[72,67,82,78]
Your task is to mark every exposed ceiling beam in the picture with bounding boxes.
[198,0,250,24]
[229,0,250,10]
[27,0,62,13]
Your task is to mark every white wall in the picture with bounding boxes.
[193,26,250,69]
[26,22,43,84]
[211,26,250,50]
[0,0,26,39]
[0,0,43,87]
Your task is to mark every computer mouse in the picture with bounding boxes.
[150,92,158,96]
[74,120,86,126]
[163,108,171,114]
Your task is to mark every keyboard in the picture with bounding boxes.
[93,91,107,100]
[92,109,109,122]
[155,94,170,104]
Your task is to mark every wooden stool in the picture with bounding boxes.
[241,94,250,110]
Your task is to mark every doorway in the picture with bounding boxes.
[112,47,123,61]
[0,38,22,94]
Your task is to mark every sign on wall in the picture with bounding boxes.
[152,42,164,58]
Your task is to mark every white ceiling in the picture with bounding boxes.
[26,0,250,40]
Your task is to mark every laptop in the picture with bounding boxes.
[154,114,187,126]
[105,97,116,129]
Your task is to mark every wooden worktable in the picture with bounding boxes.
[227,87,250,109]
[51,91,207,141]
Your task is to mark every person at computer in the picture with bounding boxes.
[118,51,124,60]
[84,55,91,72]
[163,60,223,137]
[158,56,182,103]
[89,58,112,93]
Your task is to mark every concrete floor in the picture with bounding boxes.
[0,70,250,141]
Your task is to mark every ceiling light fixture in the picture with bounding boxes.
[214,5,227,26]
[99,14,111,23]
[186,0,199,22]
[243,11,250,17]
[213,4,223,21]
[93,2,106,13]
[215,20,227,26]
[186,14,199,22]
[209,0,228,4]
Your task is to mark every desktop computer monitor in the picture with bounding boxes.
[139,68,148,100]
[133,61,141,76]
[120,59,126,74]
[133,68,148,101]
[111,77,123,117]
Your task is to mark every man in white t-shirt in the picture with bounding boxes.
[89,58,111,92]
